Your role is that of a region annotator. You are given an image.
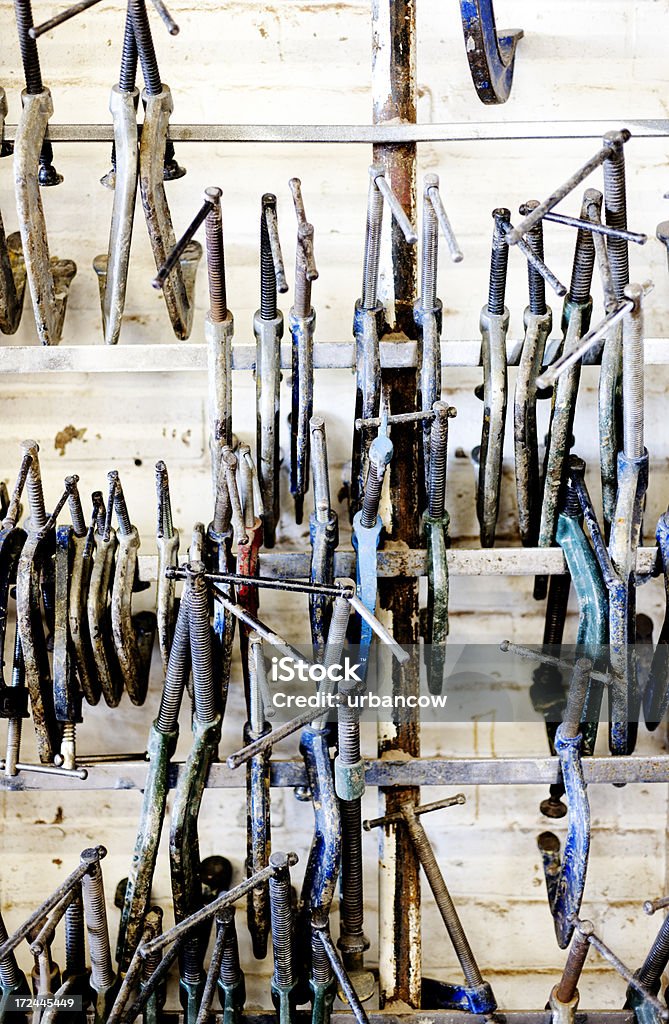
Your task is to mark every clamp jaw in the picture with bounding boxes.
[514,305,552,547]
[13,89,76,345]
[475,304,509,547]
[139,86,202,339]
[92,84,139,345]
[0,87,27,337]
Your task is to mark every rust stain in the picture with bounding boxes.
[52,858,62,867]
[54,425,87,457]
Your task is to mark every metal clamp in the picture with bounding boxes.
[459,0,523,104]
[364,794,495,1015]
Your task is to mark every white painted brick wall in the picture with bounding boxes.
[1,0,669,1009]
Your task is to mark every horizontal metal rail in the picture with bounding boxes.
[1,756,667,791]
[2,339,669,374]
[135,546,659,581]
[3,120,669,144]
[121,1014,635,1024]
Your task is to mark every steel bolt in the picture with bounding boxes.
[569,191,597,304]
[80,847,115,993]
[519,201,547,315]
[204,187,227,322]
[269,852,295,990]
[428,401,450,519]
[603,131,629,300]
[20,440,47,531]
[487,208,511,315]
[261,195,279,320]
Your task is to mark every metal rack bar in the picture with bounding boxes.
[2,756,668,791]
[104,1013,636,1024]
[2,340,669,374]
[134,546,659,581]
[3,120,669,143]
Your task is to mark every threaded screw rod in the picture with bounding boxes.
[218,907,243,986]
[155,589,190,733]
[14,0,43,93]
[64,885,86,978]
[312,916,370,1024]
[260,195,281,320]
[360,462,383,529]
[402,803,482,987]
[118,3,138,91]
[20,440,47,531]
[155,460,174,539]
[186,565,217,727]
[80,848,115,993]
[107,470,132,535]
[65,475,87,537]
[361,169,384,309]
[428,401,450,519]
[487,209,511,314]
[268,854,295,990]
[637,912,669,990]
[602,131,629,301]
[0,910,22,990]
[128,0,161,96]
[520,200,547,316]
[568,190,597,304]
[420,174,439,311]
[204,187,227,321]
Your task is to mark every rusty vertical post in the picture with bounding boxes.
[371,0,422,1008]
